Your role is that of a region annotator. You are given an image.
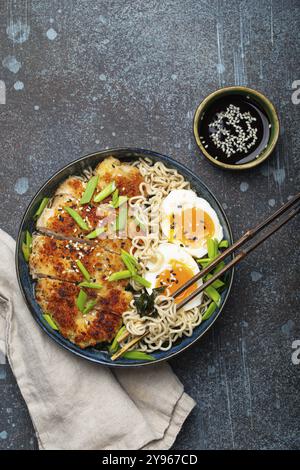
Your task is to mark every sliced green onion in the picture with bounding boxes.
[34,197,49,219]
[133,274,151,288]
[219,239,229,249]
[76,259,91,281]
[121,249,138,275]
[22,242,30,262]
[108,270,132,281]
[121,250,140,269]
[197,257,213,267]
[94,181,116,203]
[26,230,32,248]
[204,286,221,306]
[212,261,226,274]
[85,226,105,239]
[202,302,217,321]
[114,195,128,208]
[109,325,126,353]
[204,274,224,290]
[76,289,88,312]
[121,351,155,361]
[22,230,32,262]
[78,281,102,289]
[80,175,98,205]
[113,205,127,232]
[83,299,98,315]
[43,314,59,330]
[207,238,219,259]
[197,256,226,275]
[64,206,90,231]
[111,189,119,207]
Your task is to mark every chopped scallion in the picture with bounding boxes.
[80,175,98,205]
[121,351,155,361]
[22,230,32,262]
[83,299,98,315]
[204,286,221,306]
[64,206,90,231]
[113,205,127,232]
[207,238,219,259]
[212,261,226,274]
[204,274,224,289]
[197,257,213,266]
[114,195,128,208]
[94,181,116,203]
[76,259,91,281]
[121,249,138,275]
[78,281,102,289]
[34,197,49,219]
[133,274,151,288]
[202,302,217,321]
[85,226,105,239]
[76,289,88,312]
[22,242,30,262]
[219,239,229,249]
[109,325,127,353]
[43,314,59,330]
[111,189,119,207]
[108,270,132,281]
[26,230,32,248]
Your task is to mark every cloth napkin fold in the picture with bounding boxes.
[0,229,195,450]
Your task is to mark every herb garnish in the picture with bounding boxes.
[134,286,166,317]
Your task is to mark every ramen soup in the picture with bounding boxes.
[24,156,228,359]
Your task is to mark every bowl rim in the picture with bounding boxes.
[15,147,234,367]
[193,85,280,170]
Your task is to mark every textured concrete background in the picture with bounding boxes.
[0,0,299,450]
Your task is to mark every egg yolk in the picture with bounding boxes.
[155,259,197,304]
[169,208,215,245]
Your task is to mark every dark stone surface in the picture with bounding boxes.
[0,0,299,450]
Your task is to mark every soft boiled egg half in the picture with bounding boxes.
[160,189,223,258]
[144,243,203,311]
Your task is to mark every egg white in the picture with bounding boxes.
[161,189,223,258]
[144,243,203,311]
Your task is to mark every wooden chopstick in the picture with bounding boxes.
[172,192,300,301]
[176,202,299,311]
[111,332,147,361]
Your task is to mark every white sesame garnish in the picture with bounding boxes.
[209,104,258,158]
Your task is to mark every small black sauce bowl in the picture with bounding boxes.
[193,86,280,170]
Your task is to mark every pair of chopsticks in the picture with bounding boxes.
[173,191,300,310]
[111,193,300,360]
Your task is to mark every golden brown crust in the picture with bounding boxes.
[55,176,86,200]
[30,235,131,287]
[36,195,131,252]
[33,157,143,349]
[36,278,130,348]
[95,156,144,198]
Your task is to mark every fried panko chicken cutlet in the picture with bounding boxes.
[31,157,143,348]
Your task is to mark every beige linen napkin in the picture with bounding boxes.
[0,229,195,450]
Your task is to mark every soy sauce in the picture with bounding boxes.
[198,94,271,165]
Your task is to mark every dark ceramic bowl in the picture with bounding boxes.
[16,148,234,367]
[194,86,280,170]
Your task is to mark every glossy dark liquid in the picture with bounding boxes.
[198,95,271,165]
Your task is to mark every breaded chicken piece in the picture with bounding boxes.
[36,194,98,238]
[95,156,144,198]
[36,195,131,252]
[36,278,131,348]
[55,176,86,200]
[29,234,130,291]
